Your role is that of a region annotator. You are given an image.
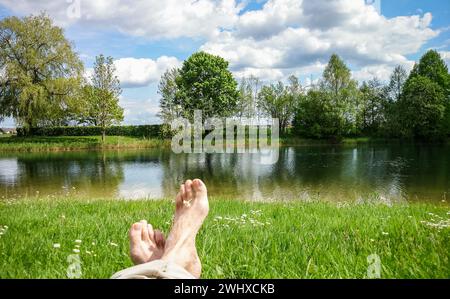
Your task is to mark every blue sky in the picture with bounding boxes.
[1,0,449,127]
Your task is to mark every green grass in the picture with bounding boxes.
[0,136,170,152]
[0,198,448,279]
[2,134,448,153]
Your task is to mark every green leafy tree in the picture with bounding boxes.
[0,14,84,132]
[293,90,340,138]
[295,54,358,138]
[409,50,450,93]
[408,50,450,135]
[176,51,239,121]
[258,75,301,135]
[397,75,445,139]
[383,65,408,136]
[386,65,408,102]
[236,75,261,119]
[322,54,354,97]
[158,68,181,124]
[85,54,123,142]
[358,78,386,135]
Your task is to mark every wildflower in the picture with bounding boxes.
[370,239,375,242]
[74,244,80,248]
[381,232,389,236]
[73,249,80,253]
[75,239,82,244]
[53,243,61,248]
[92,242,96,246]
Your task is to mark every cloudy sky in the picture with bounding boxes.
[1,0,449,126]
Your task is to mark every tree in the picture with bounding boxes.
[258,76,301,134]
[409,50,450,93]
[86,54,123,142]
[293,90,340,138]
[236,75,261,120]
[382,65,408,136]
[386,65,408,102]
[0,14,84,132]
[158,68,181,124]
[176,51,239,121]
[397,75,445,139]
[322,54,354,97]
[358,78,386,135]
[408,50,450,135]
[295,54,359,138]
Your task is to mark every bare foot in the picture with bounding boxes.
[129,220,166,265]
[162,179,209,278]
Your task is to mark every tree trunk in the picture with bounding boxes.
[102,129,106,143]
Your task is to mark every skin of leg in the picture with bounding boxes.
[161,179,209,278]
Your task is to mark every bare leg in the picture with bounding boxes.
[161,179,209,278]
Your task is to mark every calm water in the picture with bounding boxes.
[0,144,449,203]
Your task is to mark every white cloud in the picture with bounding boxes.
[84,56,181,88]
[120,97,161,125]
[201,0,439,81]
[114,56,181,88]
[0,0,244,39]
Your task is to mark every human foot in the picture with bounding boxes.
[129,220,166,265]
[162,179,209,278]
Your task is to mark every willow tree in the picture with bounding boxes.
[0,14,84,131]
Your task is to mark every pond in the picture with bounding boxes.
[0,143,449,203]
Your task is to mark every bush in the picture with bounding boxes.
[17,125,170,138]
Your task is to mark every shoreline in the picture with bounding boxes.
[1,135,448,153]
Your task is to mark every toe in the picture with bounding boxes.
[140,220,150,241]
[185,180,193,200]
[177,184,186,205]
[193,179,207,194]
[129,222,142,244]
[147,224,155,243]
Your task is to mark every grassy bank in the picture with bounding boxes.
[0,198,448,278]
[0,136,170,152]
[0,135,410,153]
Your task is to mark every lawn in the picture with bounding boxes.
[0,136,170,152]
[0,198,448,279]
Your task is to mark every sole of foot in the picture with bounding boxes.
[129,220,166,265]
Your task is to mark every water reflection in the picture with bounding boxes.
[0,144,449,203]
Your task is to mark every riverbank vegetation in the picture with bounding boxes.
[0,136,169,152]
[0,198,448,278]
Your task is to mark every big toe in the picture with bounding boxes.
[129,222,143,245]
[193,179,207,196]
